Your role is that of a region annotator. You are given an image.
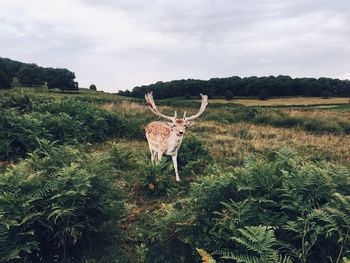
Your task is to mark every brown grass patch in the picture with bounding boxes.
[102,101,148,115]
[193,121,350,165]
[285,109,350,121]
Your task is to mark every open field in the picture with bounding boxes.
[1,89,350,262]
[210,96,350,106]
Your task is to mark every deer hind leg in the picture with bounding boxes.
[172,154,180,182]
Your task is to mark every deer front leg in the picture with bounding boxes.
[172,154,180,182]
[156,151,163,164]
[148,147,157,164]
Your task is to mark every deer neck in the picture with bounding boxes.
[166,130,184,155]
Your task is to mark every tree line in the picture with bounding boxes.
[119,75,350,99]
[0,57,78,92]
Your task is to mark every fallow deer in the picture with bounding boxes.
[144,92,208,181]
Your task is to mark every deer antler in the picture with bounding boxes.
[145,91,175,121]
[185,93,208,121]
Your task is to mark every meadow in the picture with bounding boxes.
[1,89,350,263]
[209,97,350,106]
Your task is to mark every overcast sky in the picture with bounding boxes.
[1,0,349,92]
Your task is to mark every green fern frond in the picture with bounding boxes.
[220,226,288,263]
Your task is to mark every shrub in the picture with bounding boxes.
[37,98,127,141]
[109,143,133,170]
[126,139,205,199]
[0,110,46,160]
[130,161,179,198]
[0,93,34,113]
[144,203,199,263]
[0,141,125,262]
[0,96,128,160]
[123,115,152,140]
[42,112,88,142]
[178,134,210,166]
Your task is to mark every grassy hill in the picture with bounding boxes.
[1,88,350,262]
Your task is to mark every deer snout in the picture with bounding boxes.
[178,131,184,135]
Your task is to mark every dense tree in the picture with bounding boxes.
[0,70,11,89]
[120,76,350,99]
[89,84,97,91]
[184,92,191,99]
[0,57,78,92]
[46,68,78,92]
[17,64,44,86]
[224,90,234,100]
[259,88,268,100]
[321,90,332,99]
[0,57,22,79]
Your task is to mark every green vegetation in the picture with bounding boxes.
[148,148,350,263]
[1,88,350,262]
[0,141,125,262]
[0,92,127,160]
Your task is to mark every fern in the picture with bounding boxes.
[219,226,291,263]
[0,143,125,262]
[214,199,256,229]
[109,143,133,170]
[315,193,350,263]
[281,213,321,263]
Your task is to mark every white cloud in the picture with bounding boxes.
[0,0,349,91]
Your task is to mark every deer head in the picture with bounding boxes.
[145,91,208,135]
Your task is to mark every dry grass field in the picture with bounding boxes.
[193,121,350,165]
[210,96,350,106]
[102,101,350,166]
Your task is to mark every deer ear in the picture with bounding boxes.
[185,121,195,127]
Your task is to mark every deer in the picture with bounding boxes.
[144,91,208,181]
